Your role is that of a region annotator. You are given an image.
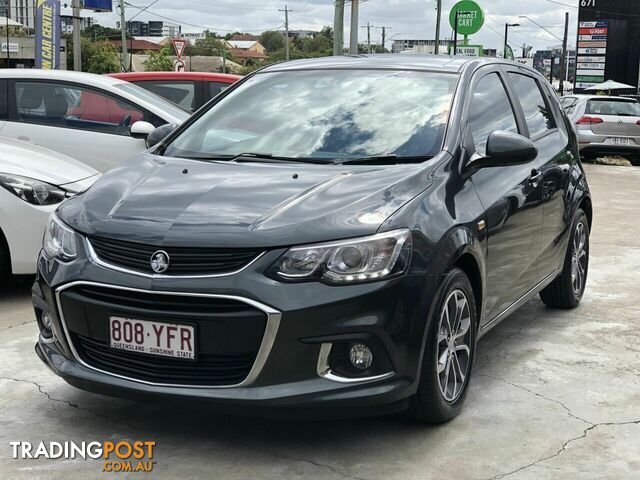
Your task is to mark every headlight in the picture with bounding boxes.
[269,229,412,285]
[0,173,67,206]
[42,214,78,261]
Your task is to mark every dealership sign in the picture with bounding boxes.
[453,44,483,57]
[575,20,607,88]
[1,42,19,53]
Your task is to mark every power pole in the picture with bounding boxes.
[118,0,129,71]
[434,0,442,54]
[349,0,358,54]
[376,26,391,52]
[333,0,344,56]
[72,0,81,71]
[559,11,569,96]
[360,22,372,54]
[279,5,291,61]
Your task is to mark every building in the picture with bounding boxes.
[109,38,162,54]
[533,46,576,81]
[1,0,35,28]
[576,0,640,92]
[0,34,67,68]
[60,15,94,35]
[276,29,317,40]
[117,20,181,38]
[224,39,266,56]
[392,39,454,54]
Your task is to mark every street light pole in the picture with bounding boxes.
[504,23,519,59]
[559,12,569,95]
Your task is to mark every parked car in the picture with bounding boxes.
[0,137,99,278]
[34,55,591,423]
[0,69,190,172]
[110,72,242,112]
[560,94,640,165]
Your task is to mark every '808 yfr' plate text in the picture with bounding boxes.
[109,316,195,360]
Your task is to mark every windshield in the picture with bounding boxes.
[164,70,458,161]
[115,82,191,121]
[586,99,640,117]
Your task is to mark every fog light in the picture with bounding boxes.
[41,312,52,331]
[349,343,373,370]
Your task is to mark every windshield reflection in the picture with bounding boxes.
[166,70,458,162]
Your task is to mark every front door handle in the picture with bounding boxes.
[529,169,542,184]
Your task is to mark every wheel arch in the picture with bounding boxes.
[0,226,12,278]
[434,226,486,325]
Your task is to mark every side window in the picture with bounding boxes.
[136,80,197,112]
[508,73,557,138]
[15,81,144,136]
[209,81,231,99]
[468,73,518,156]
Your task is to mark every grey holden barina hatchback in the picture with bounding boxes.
[33,55,591,423]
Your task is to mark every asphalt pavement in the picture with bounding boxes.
[1,163,639,479]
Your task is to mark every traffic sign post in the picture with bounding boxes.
[172,38,188,59]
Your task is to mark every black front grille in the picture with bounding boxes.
[90,236,262,275]
[73,334,255,386]
[60,285,269,386]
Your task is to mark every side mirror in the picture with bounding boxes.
[484,130,538,165]
[146,123,179,149]
[130,121,155,139]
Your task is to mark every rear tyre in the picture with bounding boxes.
[407,268,477,424]
[540,209,589,309]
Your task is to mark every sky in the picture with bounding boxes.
[62,0,579,54]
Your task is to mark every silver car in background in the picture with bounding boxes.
[560,95,640,165]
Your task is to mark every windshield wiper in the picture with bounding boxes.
[175,152,334,164]
[333,154,433,165]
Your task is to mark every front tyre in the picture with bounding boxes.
[540,208,589,308]
[407,268,477,424]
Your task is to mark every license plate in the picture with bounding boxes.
[612,137,629,145]
[109,316,195,360]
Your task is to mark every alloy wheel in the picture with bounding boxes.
[437,289,472,402]
[571,220,587,295]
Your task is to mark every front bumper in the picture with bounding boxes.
[33,240,440,414]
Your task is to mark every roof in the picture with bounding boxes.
[109,39,162,51]
[230,34,260,42]
[229,48,267,60]
[0,68,130,88]
[260,54,483,73]
[226,40,258,49]
[110,71,242,83]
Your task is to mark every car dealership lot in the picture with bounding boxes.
[0,163,638,480]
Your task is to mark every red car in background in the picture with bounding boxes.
[109,72,242,112]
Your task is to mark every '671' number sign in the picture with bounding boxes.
[581,0,596,6]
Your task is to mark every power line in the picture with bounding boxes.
[124,3,280,32]
[542,0,577,8]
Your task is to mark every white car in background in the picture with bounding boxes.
[560,94,640,165]
[0,138,99,277]
[0,69,190,172]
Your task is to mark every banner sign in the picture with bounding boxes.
[35,0,61,69]
[453,44,482,57]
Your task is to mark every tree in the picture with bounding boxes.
[260,30,285,53]
[83,41,121,73]
[186,35,226,56]
[145,46,173,71]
